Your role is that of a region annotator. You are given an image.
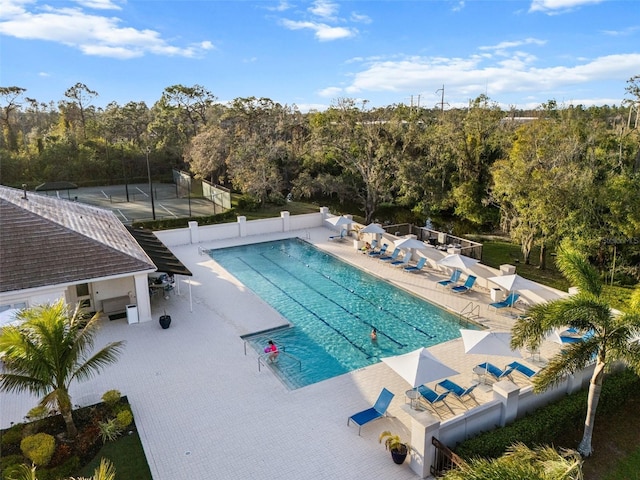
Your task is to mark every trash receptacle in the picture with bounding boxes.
[126,304,138,325]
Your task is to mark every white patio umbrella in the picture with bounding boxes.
[460,329,522,359]
[487,274,540,293]
[361,223,386,234]
[394,237,430,250]
[381,347,459,388]
[326,215,352,227]
[361,223,386,243]
[437,254,479,272]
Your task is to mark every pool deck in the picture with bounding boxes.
[1,227,566,479]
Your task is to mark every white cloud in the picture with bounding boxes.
[451,1,465,12]
[479,38,547,52]
[265,1,292,12]
[280,19,355,41]
[336,51,640,106]
[529,0,603,13]
[602,26,640,37]
[317,86,343,97]
[350,12,371,24]
[309,0,338,20]
[73,0,122,10]
[0,1,213,59]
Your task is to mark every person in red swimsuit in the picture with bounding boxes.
[265,340,279,362]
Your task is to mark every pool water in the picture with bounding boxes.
[209,239,477,389]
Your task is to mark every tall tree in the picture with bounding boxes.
[309,98,399,223]
[62,83,98,139]
[0,86,26,151]
[0,300,125,438]
[511,246,640,456]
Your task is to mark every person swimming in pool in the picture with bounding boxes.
[370,328,378,342]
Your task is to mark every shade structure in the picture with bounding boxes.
[381,347,459,388]
[437,254,479,272]
[460,329,522,359]
[488,274,540,293]
[326,215,352,227]
[361,223,386,234]
[395,237,430,250]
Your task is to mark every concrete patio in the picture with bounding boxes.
[0,227,565,479]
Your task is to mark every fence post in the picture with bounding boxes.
[493,380,520,427]
[281,211,290,232]
[189,221,199,244]
[404,404,441,478]
[238,216,247,237]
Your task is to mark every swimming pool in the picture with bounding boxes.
[209,239,477,389]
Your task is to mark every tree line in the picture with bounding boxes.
[1,79,639,279]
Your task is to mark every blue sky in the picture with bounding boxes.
[1,0,639,112]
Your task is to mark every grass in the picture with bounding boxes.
[77,431,152,479]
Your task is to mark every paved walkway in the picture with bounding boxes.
[1,227,565,479]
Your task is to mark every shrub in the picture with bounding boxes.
[236,194,260,211]
[1,424,24,447]
[454,368,640,459]
[98,418,122,443]
[115,409,133,430]
[0,454,25,474]
[101,389,122,409]
[20,432,56,466]
[37,455,80,480]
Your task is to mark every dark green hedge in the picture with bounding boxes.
[454,369,640,460]
[132,209,237,231]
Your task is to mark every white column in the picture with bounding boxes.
[404,404,441,478]
[188,221,199,244]
[238,216,247,237]
[281,211,290,232]
[133,273,152,323]
[493,380,520,427]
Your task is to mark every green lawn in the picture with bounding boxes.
[77,431,152,479]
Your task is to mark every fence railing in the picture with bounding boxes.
[430,436,464,476]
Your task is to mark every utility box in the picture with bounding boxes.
[500,264,516,275]
[126,304,138,325]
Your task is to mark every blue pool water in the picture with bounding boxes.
[209,239,477,389]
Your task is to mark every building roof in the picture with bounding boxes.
[126,226,192,276]
[0,185,157,294]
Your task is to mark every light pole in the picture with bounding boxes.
[145,146,156,220]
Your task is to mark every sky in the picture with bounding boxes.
[1,0,639,112]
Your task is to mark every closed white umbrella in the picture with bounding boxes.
[381,347,459,388]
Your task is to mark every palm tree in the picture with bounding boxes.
[511,247,640,457]
[0,299,125,438]
[441,442,583,480]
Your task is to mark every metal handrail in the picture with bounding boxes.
[257,350,302,373]
[459,302,480,324]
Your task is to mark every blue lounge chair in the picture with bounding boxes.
[506,361,537,380]
[474,362,515,383]
[416,385,453,417]
[404,257,427,273]
[436,379,479,408]
[368,244,388,257]
[329,229,347,241]
[379,248,401,262]
[451,275,476,294]
[436,269,461,288]
[347,388,395,435]
[391,254,412,267]
[489,292,520,310]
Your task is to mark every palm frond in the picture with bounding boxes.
[555,247,602,297]
[72,341,126,383]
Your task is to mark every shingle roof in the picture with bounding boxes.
[0,185,157,293]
